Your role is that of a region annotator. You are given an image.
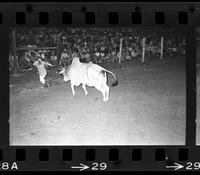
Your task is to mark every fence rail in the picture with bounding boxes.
[15,47,57,51]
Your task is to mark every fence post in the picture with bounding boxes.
[57,33,61,52]
[118,37,123,64]
[91,35,94,58]
[142,37,145,63]
[160,36,164,60]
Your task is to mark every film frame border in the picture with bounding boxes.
[0,2,199,171]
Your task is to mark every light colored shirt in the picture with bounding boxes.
[33,60,52,77]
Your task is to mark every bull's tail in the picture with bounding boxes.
[102,68,118,87]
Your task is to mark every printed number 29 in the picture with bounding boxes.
[186,162,200,170]
[91,162,107,171]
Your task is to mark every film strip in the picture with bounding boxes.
[0,2,199,172]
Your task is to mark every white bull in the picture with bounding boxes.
[58,56,118,102]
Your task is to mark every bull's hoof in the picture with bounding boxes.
[103,99,109,102]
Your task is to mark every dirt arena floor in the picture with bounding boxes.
[9,57,186,145]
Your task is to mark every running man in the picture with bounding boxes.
[33,58,53,87]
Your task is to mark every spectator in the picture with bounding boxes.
[60,48,71,67]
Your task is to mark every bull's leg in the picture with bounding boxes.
[82,84,88,95]
[105,85,110,101]
[96,84,108,102]
[71,84,75,96]
[101,89,106,102]
[103,89,108,102]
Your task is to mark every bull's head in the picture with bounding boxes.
[58,67,69,82]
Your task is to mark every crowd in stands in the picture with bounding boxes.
[9,27,186,73]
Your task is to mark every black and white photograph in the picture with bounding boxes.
[196,27,200,145]
[9,27,186,145]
